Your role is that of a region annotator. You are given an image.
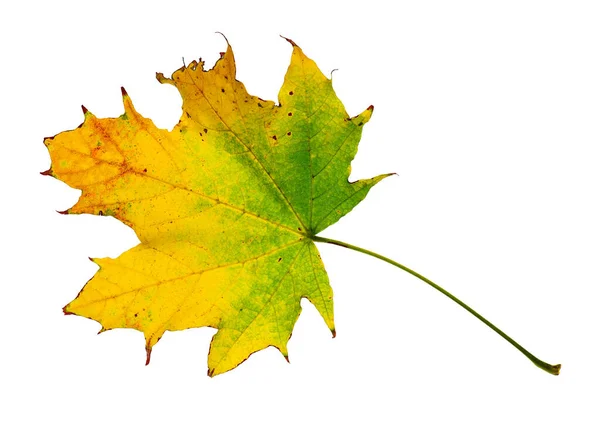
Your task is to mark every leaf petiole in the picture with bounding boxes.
[312,235,561,376]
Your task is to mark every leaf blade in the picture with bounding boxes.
[47,39,388,375]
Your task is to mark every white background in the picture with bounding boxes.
[1,1,599,419]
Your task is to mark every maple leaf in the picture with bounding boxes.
[44,38,390,376]
[45,38,560,376]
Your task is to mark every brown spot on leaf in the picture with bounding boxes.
[289,91,293,95]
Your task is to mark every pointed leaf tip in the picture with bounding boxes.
[215,31,230,45]
[207,368,215,377]
[87,257,99,264]
[121,88,136,114]
[331,328,337,338]
[156,72,173,85]
[145,347,152,365]
[81,105,89,115]
[40,168,52,176]
[280,35,298,47]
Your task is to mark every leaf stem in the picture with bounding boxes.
[312,235,561,376]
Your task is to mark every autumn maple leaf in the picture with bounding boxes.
[44,38,390,376]
[44,38,560,376]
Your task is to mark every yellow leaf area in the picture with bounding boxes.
[44,39,391,376]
